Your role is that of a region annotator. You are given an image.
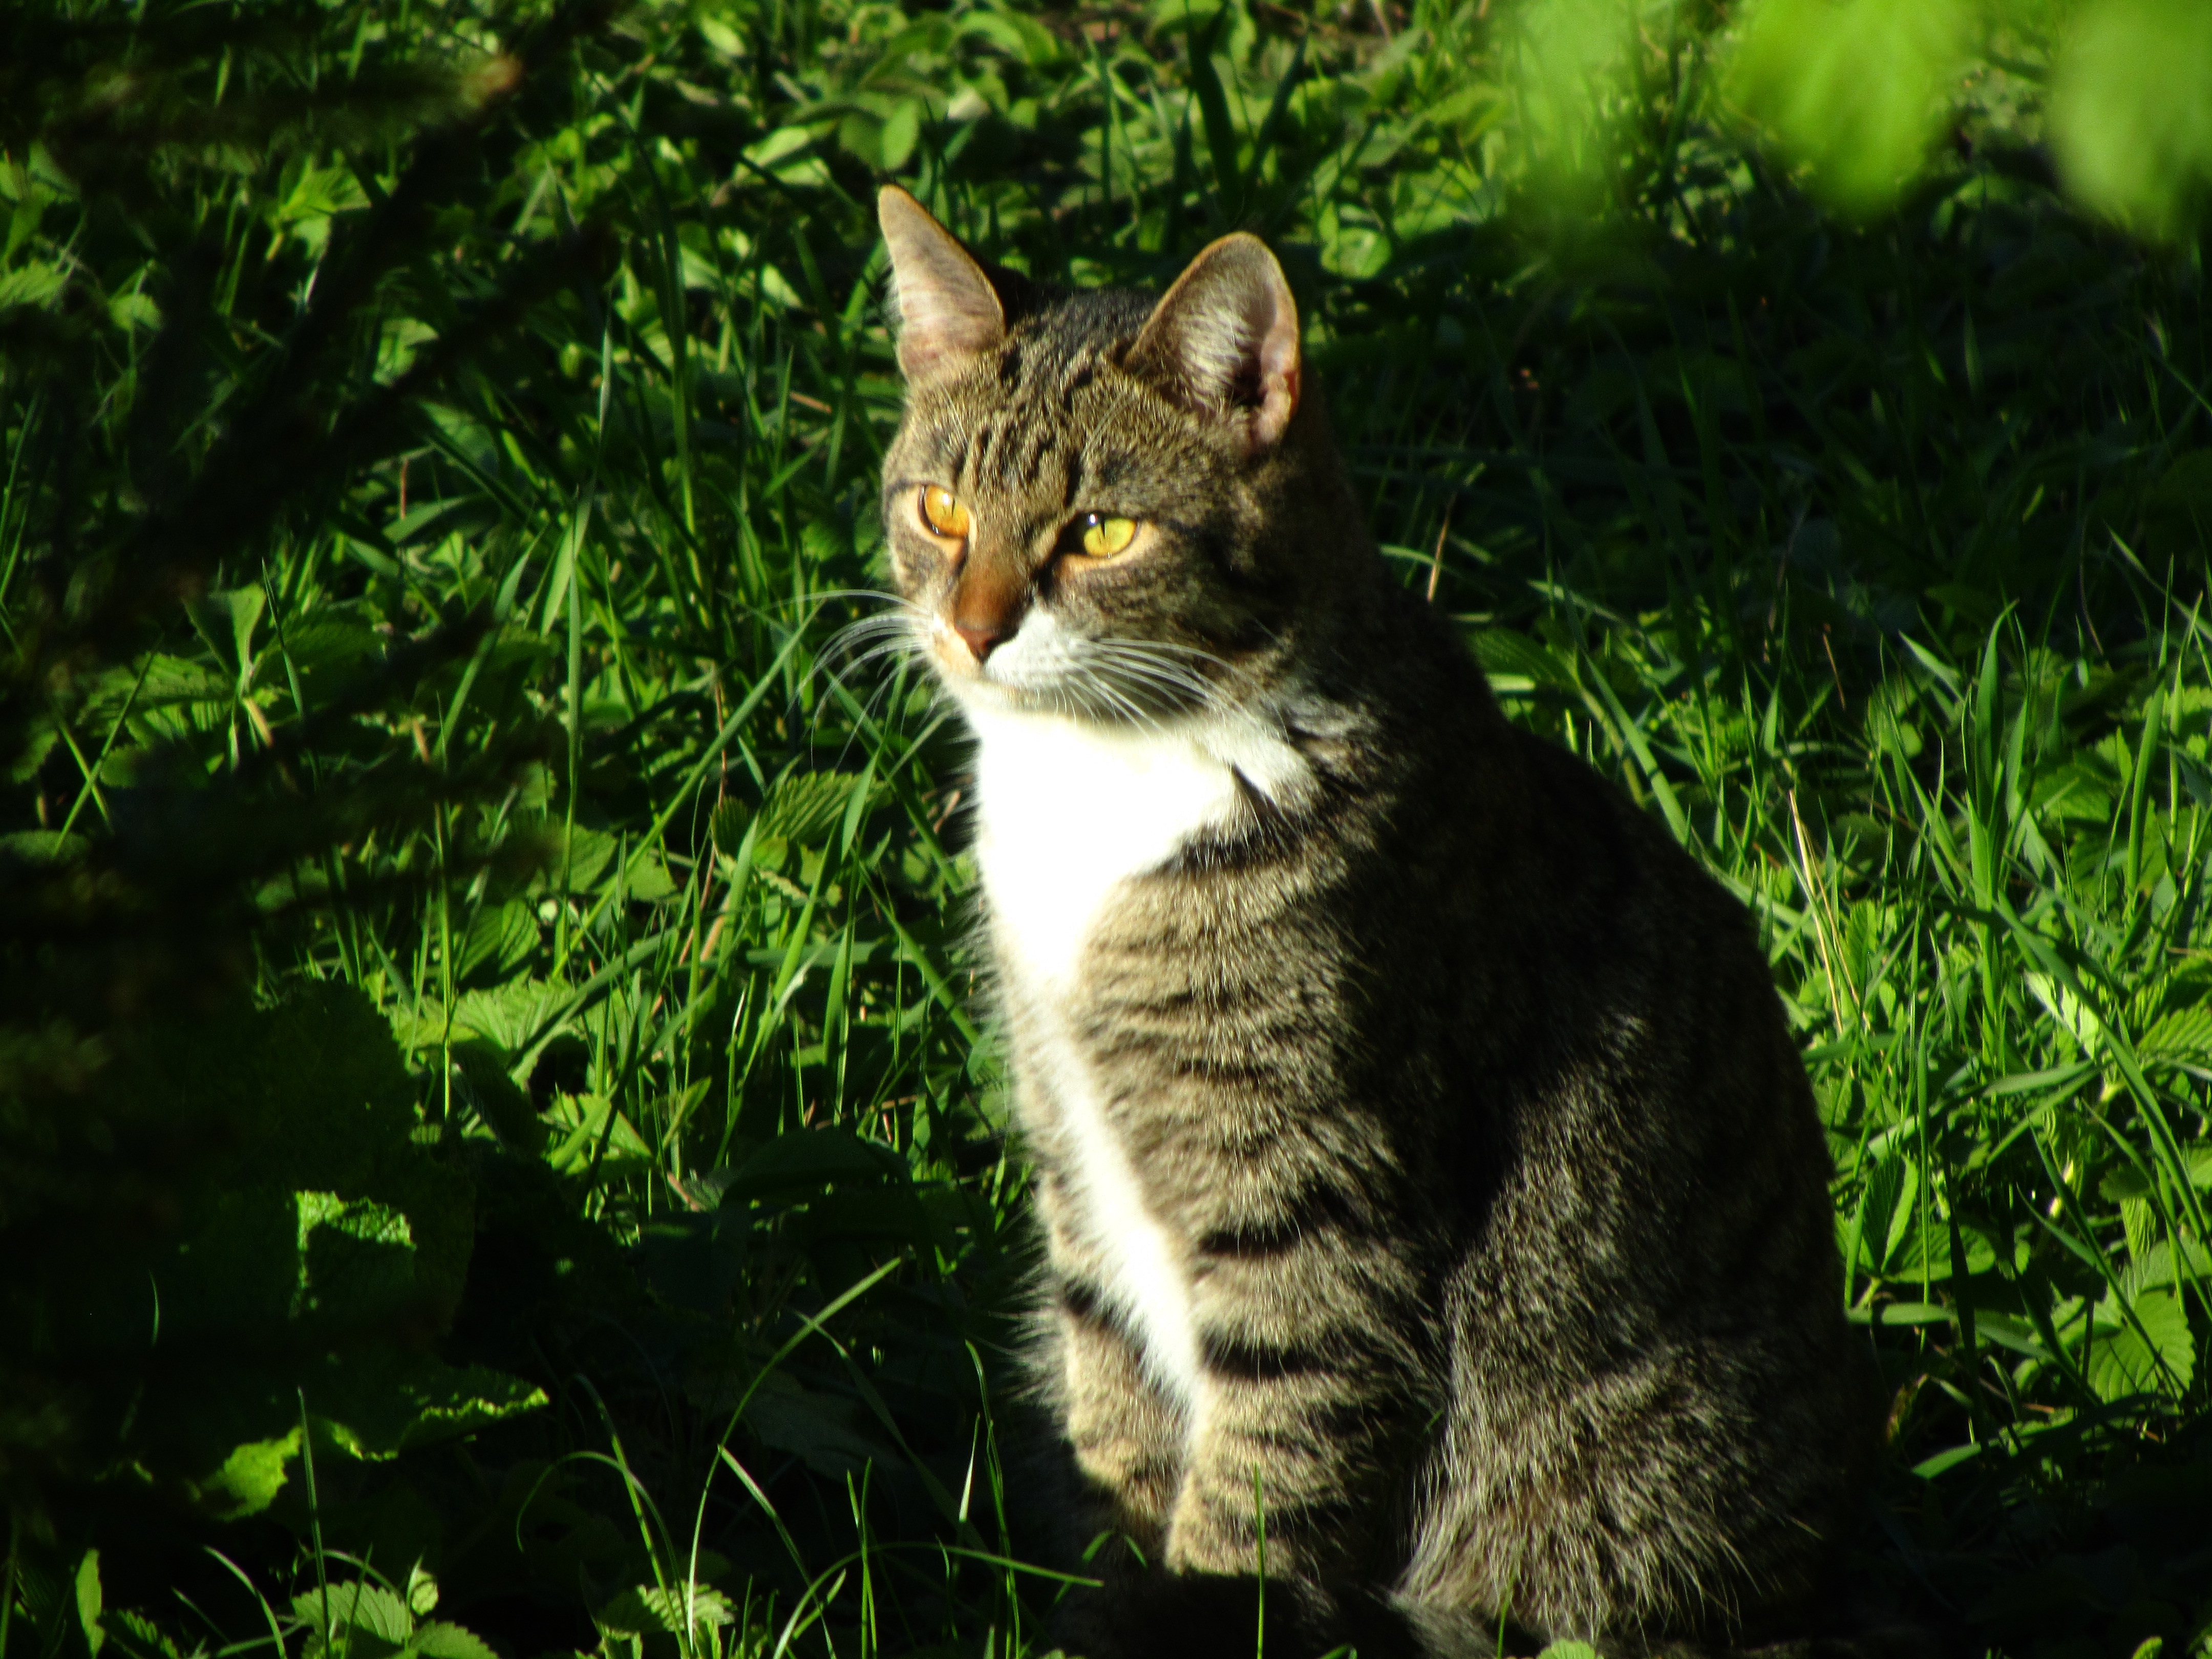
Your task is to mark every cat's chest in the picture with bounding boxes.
[959,705,1306,986]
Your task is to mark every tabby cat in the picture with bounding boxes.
[873,184,1870,1659]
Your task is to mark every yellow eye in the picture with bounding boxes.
[1080,515,1136,558]
[919,485,970,539]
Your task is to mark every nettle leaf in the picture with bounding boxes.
[0,259,67,309]
[40,987,546,1518]
[759,769,868,847]
[133,654,235,708]
[2086,1287,2196,1402]
[297,1193,416,1323]
[306,1350,548,1459]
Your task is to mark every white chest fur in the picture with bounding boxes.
[956,696,1309,1418]
[959,701,1306,987]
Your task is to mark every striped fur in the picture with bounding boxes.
[875,188,1871,1658]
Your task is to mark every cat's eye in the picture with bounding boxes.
[1079,515,1137,558]
[918,484,970,540]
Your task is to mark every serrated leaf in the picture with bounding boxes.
[459,901,537,983]
[297,1192,416,1323]
[709,798,754,859]
[2141,1006,2212,1059]
[760,770,865,847]
[555,823,618,889]
[306,1350,548,1459]
[135,653,234,707]
[294,1582,414,1656]
[598,1584,735,1637]
[409,1622,499,1659]
[2086,1287,2195,1402]
[0,260,66,309]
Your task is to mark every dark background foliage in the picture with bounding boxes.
[3,1,2209,1656]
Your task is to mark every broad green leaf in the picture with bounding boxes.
[411,1622,501,1659]
[459,900,538,982]
[185,1428,301,1521]
[721,1124,907,1205]
[1727,0,1969,217]
[2049,0,2212,240]
[759,770,868,846]
[0,259,65,309]
[297,1193,416,1323]
[75,1550,103,1659]
[294,1582,414,1657]
[598,1584,736,1639]
[306,1351,548,1459]
[2085,1287,2195,1402]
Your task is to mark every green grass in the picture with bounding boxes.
[3,2,2210,1657]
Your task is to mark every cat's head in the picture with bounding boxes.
[876,186,1369,724]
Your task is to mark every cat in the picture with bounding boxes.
[872,184,1872,1659]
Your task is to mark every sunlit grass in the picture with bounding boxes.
[3,0,2209,1654]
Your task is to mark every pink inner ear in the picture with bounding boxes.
[1250,295,1301,450]
[1129,232,1303,455]
[879,187,1004,377]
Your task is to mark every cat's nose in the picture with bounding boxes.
[954,619,1011,663]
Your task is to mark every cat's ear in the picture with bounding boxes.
[879,185,1005,379]
[1128,234,1300,454]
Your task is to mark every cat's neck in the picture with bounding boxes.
[958,699,1312,988]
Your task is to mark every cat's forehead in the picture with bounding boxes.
[899,287,1168,489]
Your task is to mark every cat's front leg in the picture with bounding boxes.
[1052,1284,1184,1556]
[1036,1175,1185,1558]
[1163,1237,1424,1592]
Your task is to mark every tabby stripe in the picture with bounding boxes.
[1057,1277,1110,1326]
[1199,1331,1350,1381]
[1195,1182,1367,1258]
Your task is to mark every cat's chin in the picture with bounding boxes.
[938,670,1176,729]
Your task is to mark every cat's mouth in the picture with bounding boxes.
[922,607,1229,726]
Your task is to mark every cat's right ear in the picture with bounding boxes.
[879,186,1005,380]
[1128,233,1300,455]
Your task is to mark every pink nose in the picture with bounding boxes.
[955,619,1011,663]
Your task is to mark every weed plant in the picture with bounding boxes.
[2,1,2209,1656]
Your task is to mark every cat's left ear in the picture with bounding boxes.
[879,185,1006,379]
[1128,234,1300,454]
